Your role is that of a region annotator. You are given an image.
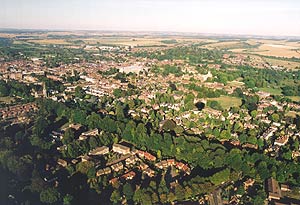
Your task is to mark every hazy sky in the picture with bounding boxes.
[1,0,300,36]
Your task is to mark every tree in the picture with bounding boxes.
[40,188,60,204]
[110,189,122,204]
[75,86,85,98]
[116,103,125,120]
[62,128,75,144]
[195,101,205,111]
[271,113,280,122]
[123,183,134,200]
[250,110,257,118]
[0,82,9,97]
[210,168,230,185]
[63,194,74,205]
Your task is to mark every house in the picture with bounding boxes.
[80,155,92,162]
[292,151,300,159]
[89,146,109,156]
[280,184,291,192]
[176,162,191,175]
[274,136,289,146]
[125,155,138,165]
[137,150,156,161]
[112,143,131,155]
[260,126,278,140]
[121,171,136,180]
[243,178,255,190]
[267,178,282,200]
[82,128,99,136]
[109,177,118,184]
[68,123,83,130]
[155,160,168,169]
[57,159,68,167]
[138,162,149,170]
[111,162,124,172]
[167,159,175,166]
[96,167,112,177]
[144,168,155,177]
[242,143,258,150]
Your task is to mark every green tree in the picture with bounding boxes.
[40,188,60,204]
[123,183,134,200]
[75,86,85,98]
[63,194,74,205]
[62,128,75,144]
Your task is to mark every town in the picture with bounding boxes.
[0,30,300,205]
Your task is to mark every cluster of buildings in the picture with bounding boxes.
[56,132,192,185]
[0,103,38,122]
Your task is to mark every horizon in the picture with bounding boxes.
[1,0,300,37]
[1,28,300,39]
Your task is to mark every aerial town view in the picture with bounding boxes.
[1,0,300,205]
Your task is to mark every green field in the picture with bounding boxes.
[288,96,300,102]
[0,97,15,103]
[209,96,242,109]
[258,87,282,95]
[285,111,300,118]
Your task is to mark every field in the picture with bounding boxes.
[288,96,300,102]
[258,87,282,95]
[27,39,71,45]
[0,97,15,104]
[262,57,300,70]
[286,111,300,118]
[227,80,244,87]
[228,39,300,58]
[209,96,242,109]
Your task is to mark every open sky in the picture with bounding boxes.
[1,0,300,36]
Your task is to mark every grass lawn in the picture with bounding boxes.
[209,96,242,110]
[285,111,300,118]
[258,87,282,95]
[227,80,244,87]
[288,96,300,102]
[0,96,15,103]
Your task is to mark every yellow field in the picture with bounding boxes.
[253,44,300,58]
[27,39,70,45]
[286,111,300,118]
[202,41,241,49]
[263,57,300,70]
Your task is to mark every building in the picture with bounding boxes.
[121,171,136,180]
[112,143,131,155]
[82,128,99,136]
[111,162,124,172]
[267,178,282,200]
[89,146,109,156]
[274,136,289,146]
[280,184,291,192]
[125,155,138,165]
[57,159,68,167]
[155,160,169,169]
[144,168,155,177]
[96,167,112,177]
[137,150,156,161]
